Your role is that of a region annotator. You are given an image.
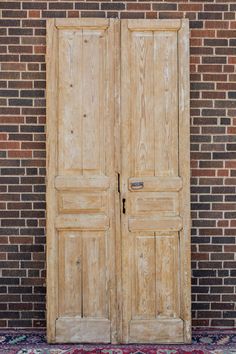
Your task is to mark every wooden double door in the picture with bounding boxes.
[46,18,191,344]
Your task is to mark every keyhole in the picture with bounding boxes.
[122,198,126,214]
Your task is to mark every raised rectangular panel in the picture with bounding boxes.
[129,318,183,343]
[128,216,182,232]
[56,318,110,343]
[155,232,180,318]
[55,214,109,230]
[55,176,110,191]
[58,192,106,214]
[82,232,108,318]
[128,177,182,192]
[58,231,82,317]
[58,28,107,176]
[132,234,156,319]
[131,192,179,216]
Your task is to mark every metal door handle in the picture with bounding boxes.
[131,181,144,190]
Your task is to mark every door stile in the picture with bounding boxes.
[46,19,59,343]
[178,19,191,343]
[113,20,123,344]
[107,19,121,344]
[120,20,132,343]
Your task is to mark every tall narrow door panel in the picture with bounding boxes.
[46,19,119,343]
[120,19,190,343]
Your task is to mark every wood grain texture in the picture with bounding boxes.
[178,19,191,343]
[58,192,105,214]
[120,19,190,343]
[154,31,178,177]
[128,216,182,232]
[55,18,109,30]
[131,193,179,216]
[155,232,180,318]
[127,19,181,31]
[58,29,83,175]
[56,318,110,343]
[47,18,117,343]
[47,18,190,344]
[55,176,110,191]
[120,20,132,342]
[131,30,154,177]
[58,231,82,317]
[133,234,156,319]
[129,318,184,343]
[46,19,58,343]
[128,177,182,192]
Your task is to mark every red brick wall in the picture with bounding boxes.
[0,0,236,329]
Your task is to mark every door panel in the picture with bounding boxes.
[132,234,156,319]
[46,18,119,343]
[47,18,190,344]
[121,19,190,343]
[58,231,82,317]
[58,28,107,176]
[153,31,178,177]
[155,232,179,318]
[82,232,108,318]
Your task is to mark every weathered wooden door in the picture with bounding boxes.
[120,19,191,343]
[46,18,190,344]
[46,18,120,343]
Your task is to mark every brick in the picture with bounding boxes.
[211,319,234,326]
[0,2,21,9]
[2,10,27,18]
[49,2,73,10]
[159,12,185,20]
[101,3,125,10]
[202,57,226,64]
[204,4,228,12]
[153,4,177,11]
[127,3,150,11]
[120,12,144,19]
[42,10,66,18]
[218,30,236,38]
[205,21,229,29]
[193,270,216,277]
[75,3,99,10]
[191,82,214,91]
[216,48,236,55]
[200,278,222,286]
[223,311,236,318]
[8,320,32,327]
[192,319,209,327]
